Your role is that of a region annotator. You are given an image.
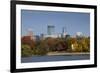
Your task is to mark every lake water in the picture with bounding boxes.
[21,54,90,63]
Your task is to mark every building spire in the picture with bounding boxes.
[62,26,67,38]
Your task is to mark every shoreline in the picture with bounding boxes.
[22,52,90,58]
[47,52,90,56]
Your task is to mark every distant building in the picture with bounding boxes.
[40,25,69,39]
[76,32,83,37]
[62,27,67,38]
[40,33,44,40]
[27,29,35,40]
[34,35,40,41]
[26,29,41,41]
[43,34,62,38]
[25,26,89,41]
[47,25,55,35]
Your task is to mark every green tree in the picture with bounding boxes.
[21,44,33,57]
[81,37,90,52]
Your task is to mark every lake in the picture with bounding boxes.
[21,54,90,63]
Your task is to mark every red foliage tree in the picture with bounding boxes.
[21,36,35,49]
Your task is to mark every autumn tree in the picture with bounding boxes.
[81,37,90,52]
[21,36,35,49]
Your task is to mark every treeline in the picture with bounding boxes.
[21,36,90,57]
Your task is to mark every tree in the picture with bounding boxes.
[31,39,48,55]
[21,36,35,49]
[66,38,77,52]
[81,37,90,52]
[21,44,32,57]
[45,38,57,51]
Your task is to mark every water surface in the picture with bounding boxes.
[21,54,90,63]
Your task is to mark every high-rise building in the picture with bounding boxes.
[62,27,66,34]
[47,25,55,35]
[62,27,67,38]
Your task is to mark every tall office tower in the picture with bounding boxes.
[47,25,55,35]
[62,27,67,37]
[62,27,66,33]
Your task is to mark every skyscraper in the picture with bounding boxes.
[47,25,55,35]
[62,27,66,34]
[62,26,67,38]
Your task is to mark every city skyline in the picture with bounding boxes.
[21,10,90,36]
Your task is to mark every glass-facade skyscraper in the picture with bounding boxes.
[47,25,55,35]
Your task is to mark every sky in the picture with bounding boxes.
[21,10,90,36]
